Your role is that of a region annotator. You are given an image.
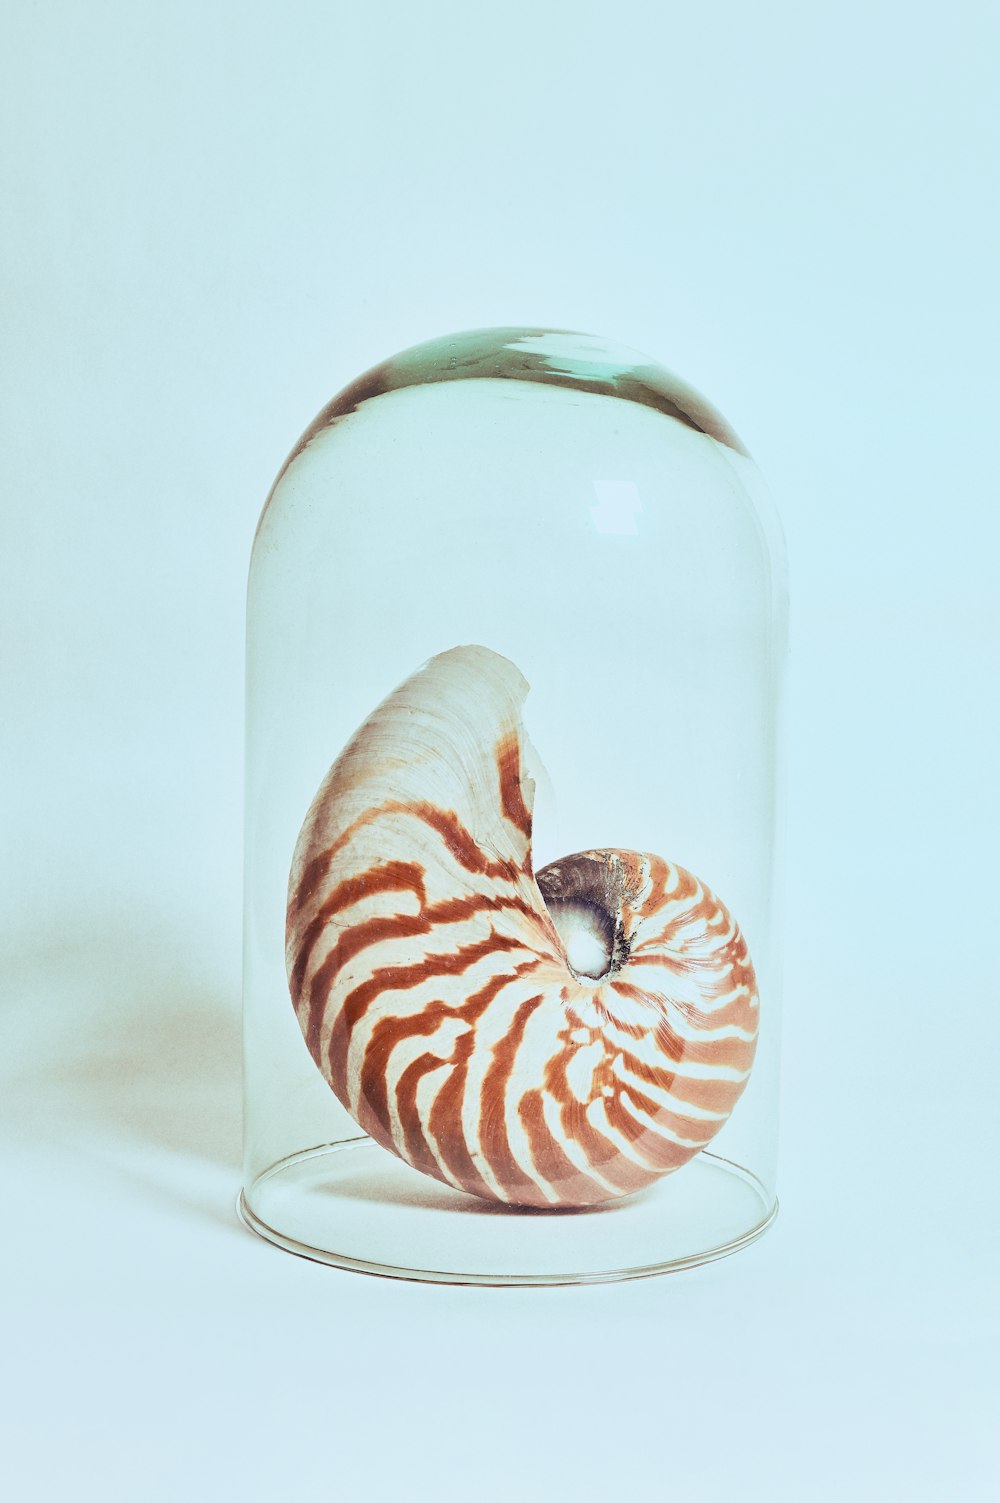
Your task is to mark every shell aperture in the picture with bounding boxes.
[286,645,759,1209]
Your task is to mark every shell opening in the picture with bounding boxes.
[536,850,638,984]
[542,897,616,981]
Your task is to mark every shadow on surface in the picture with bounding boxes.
[2,909,242,1221]
[321,1146,652,1217]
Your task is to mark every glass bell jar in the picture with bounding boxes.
[240,327,787,1284]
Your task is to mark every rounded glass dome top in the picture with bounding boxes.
[241,327,787,1284]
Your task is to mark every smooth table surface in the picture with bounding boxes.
[3,867,995,1503]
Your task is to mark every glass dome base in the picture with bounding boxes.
[238,1139,777,1286]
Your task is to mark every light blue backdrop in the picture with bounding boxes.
[2,3,996,1500]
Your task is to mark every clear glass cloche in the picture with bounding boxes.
[240,327,788,1284]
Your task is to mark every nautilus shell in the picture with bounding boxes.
[286,646,759,1209]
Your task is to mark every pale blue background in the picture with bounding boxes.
[2,2,997,1499]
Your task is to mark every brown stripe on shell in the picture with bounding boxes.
[289,859,427,1001]
[393,1052,454,1181]
[302,885,552,1058]
[288,797,524,926]
[424,964,544,1198]
[496,731,533,840]
[614,1079,721,1151]
[325,929,530,1101]
[475,994,550,1204]
[355,963,541,1200]
[620,981,756,1034]
[615,1045,750,1117]
[603,1089,711,1173]
[537,1043,664,1199]
[516,1088,619,1206]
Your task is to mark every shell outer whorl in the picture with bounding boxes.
[285,644,759,1210]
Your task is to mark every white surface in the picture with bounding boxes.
[2,3,997,1500]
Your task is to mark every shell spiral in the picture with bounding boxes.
[286,645,759,1208]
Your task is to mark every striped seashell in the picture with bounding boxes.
[286,645,758,1209]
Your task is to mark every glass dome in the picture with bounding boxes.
[240,327,787,1284]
